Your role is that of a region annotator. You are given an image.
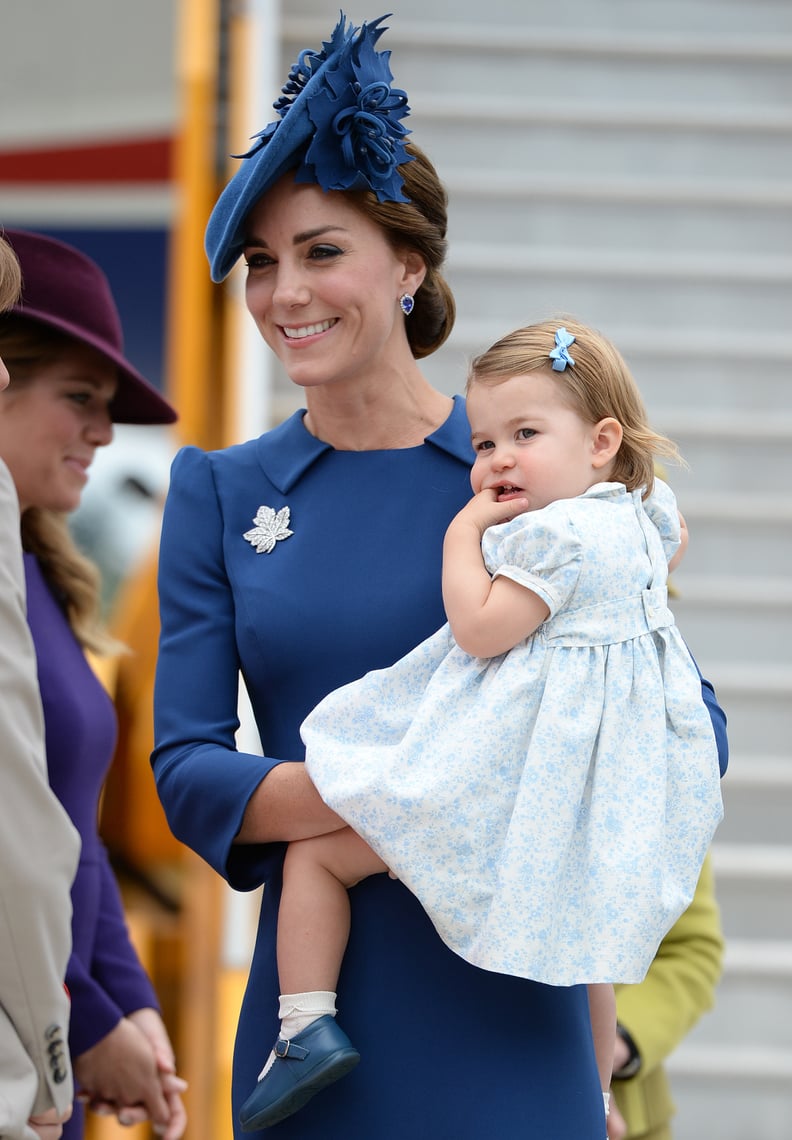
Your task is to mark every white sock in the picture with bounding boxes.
[257,991,337,1081]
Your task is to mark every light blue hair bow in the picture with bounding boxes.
[549,327,576,372]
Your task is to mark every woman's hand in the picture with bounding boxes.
[74,1012,186,1138]
[127,1008,187,1140]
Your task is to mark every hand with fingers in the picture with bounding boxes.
[74,1010,187,1139]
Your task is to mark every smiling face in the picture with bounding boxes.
[242,175,425,395]
[0,341,116,514]
[467,368,620,511]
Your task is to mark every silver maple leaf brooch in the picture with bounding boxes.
[243,505,293,554]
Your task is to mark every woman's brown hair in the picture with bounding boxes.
[349,142,456,360]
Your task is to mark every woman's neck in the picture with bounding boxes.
[302,377,453,451]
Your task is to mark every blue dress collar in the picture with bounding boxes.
[256,394,472,493]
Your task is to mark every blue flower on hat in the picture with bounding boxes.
[238,15,411,203]
[304,34,411,199]
[206,13,414,282]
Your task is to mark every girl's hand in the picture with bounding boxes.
[449,489,529,539]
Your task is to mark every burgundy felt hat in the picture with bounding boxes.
[3,229,177,425]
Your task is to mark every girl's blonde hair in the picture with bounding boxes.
[468,316,681,495]
[0,315,120,655]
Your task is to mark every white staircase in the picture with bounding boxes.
[280,3,792,1135]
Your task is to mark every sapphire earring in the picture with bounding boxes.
[399,293,414,316]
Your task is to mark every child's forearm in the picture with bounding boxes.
[442,518,549,657]
[441,517,497,652]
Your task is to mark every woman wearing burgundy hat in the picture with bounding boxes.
[151,13,727,1140]
[0,229,185,1140]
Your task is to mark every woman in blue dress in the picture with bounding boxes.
[151,15,728,1139]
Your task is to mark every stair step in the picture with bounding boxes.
[660,414,792,438]
[718,760,792,847]
[673,576,792,600]
[414,93,792,132]
[669,1043,792,1079]
[697,665,792,756]
[448,243,792,282]
[386,51,792,117]
[725,938,792,973]
[711,844,792,940]
[684,939,792,1050]
[287,3,792,39]
[667,1072,792,1140]
[671,577,791,666]
[287,17,792,59]
[413,111,792,185]
[676,494,792,521]
[447,271,790,343]
[713,843,792,877]
[445,171,792,206]
[721,756,792,787]
[446,190,792,259]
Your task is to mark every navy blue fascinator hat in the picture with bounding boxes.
[205,12,413,282]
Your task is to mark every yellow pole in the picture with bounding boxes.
[167,0,225,450]
[166,4,227,1139]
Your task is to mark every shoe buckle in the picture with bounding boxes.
[274,1036,309,1061]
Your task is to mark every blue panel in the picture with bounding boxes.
[41,227,168,392]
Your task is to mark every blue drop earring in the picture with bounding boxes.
[399,293,414,316]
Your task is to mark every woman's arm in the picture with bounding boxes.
[235,762,346,845]
[152,448,343,887]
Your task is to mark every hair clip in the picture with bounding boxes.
[549,327,575,372]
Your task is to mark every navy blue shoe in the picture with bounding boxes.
[239,1015,360,1132]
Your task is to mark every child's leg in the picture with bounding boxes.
[587,982,616,1118]
[278,825,388,996]
[238,829,388,1130]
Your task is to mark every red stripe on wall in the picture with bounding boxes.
[0,137,172,183]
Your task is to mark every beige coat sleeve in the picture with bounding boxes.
[0,460,80,1136]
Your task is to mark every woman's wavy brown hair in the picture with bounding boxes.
[349,142,456,360]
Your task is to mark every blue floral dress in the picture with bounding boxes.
[303,479,723,985]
